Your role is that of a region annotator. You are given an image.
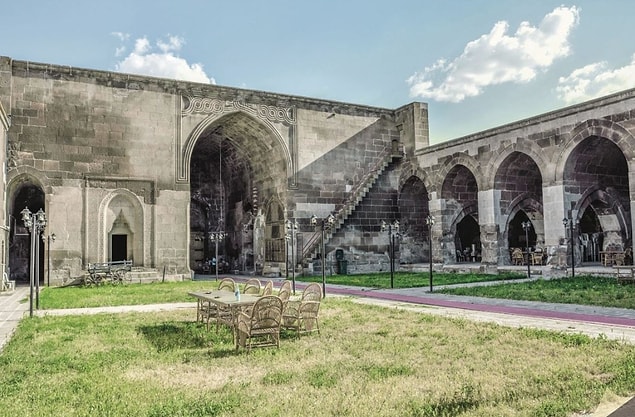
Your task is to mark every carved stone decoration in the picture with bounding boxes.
[7,142,19,168]
[86,177,156,204]
[182,97,296,126]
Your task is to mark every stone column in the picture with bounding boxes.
[428,191,442,263]
[478,188,501,264]
[542,184,567,247]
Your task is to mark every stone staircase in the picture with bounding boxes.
[301,145,403,260]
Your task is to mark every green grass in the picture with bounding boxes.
[439,275,635,309]
[300,271,526,289]
[39,280,224,309]
[2,299,635,416]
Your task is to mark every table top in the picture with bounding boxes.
[188,290,261,307]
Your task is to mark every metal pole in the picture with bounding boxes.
[47,235,51,287]
[571,224,575,278]
[321,223,326,298]
[291,224,296,295]
[35,228,40,309]
[29,217,35,317]
[390,227,394,289]
[429,223,433,292]
[215,237,219,281]
[525,226,530,279]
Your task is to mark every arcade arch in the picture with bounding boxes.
[187,112,289,274]
[564,136,630,260]
[8,180,45,283]
[494,152,543,262]
[397,175,429,263]
[440,164,480,262]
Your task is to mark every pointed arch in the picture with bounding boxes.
[98,189,145,264]
[555,119,635,182]
[485,141,549,189]
[436,154,483,192]
[180,110,293,186]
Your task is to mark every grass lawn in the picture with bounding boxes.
[438,275,635,309]
[38,273,525,310]
[300,271,526,289]
[2,298,635,416]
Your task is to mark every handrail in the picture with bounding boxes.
[301,145,397,259]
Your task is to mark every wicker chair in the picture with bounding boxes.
[511,248,524,265]
[198,277,236,330]
[282,283,322,337]
[243,278,261,295]
[236,295,283,351]
[262,280,274,296]
[217,277,236,292]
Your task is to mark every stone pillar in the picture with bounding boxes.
[542,184,567,247]
[478,189,501,264]
[428,191,442,263]
[395,102,429,156]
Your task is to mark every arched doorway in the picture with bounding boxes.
[508,211,537,251]
[440,164,479,262]
[579,206,603,263]
[456,214,481,262]
[398,176,429,263]
[564,136,630,260]
[188,112,289,275]
[9,183,45,283]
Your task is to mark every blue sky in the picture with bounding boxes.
[3,1,635,144]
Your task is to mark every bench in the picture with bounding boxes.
[85,260,133,286]
[1,272,15,293]
[614,265,635,284]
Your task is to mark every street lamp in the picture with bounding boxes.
[209,231,226,281]
[311,213,335,297]
[381,220,400,289]
[47,233,56,287]
[426,215,434,292]
[285,219,299,294]
[521,221,532,278]
[21,207,47,317]
[562,218,575,278]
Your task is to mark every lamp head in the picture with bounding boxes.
[310,215,317,226]
[327,214,335,225]
[20,207,32,223]
[394,220,400,232]
[381,220,387,232]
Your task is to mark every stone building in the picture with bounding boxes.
[0,55,633,285]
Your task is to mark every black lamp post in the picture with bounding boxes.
[426,215,434,292]
[521,221,532,278]
[286,219,299,295]
[47,233,56,287]
[381,220,400,289]
[562,218,575,278]
[209,231,226,281]
[21,207,47,317]
[311,214,335,297]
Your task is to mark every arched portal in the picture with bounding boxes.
[508,211,537,250]
[9,183,45,283]
[565,137,630,257]
[188,112,288,274]
[456,214,481,262]
[441,165,479,262]
[398,176,429,263]
[494,152,543,263]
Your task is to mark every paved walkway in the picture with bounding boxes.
[2,277,635,416]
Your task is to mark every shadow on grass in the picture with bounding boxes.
[138,321,233,355]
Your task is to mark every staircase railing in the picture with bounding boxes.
[301,144,401,259]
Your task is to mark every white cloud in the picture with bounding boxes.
[556,55,635,104]
[407,6,579,103]
[114,35,215,84]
